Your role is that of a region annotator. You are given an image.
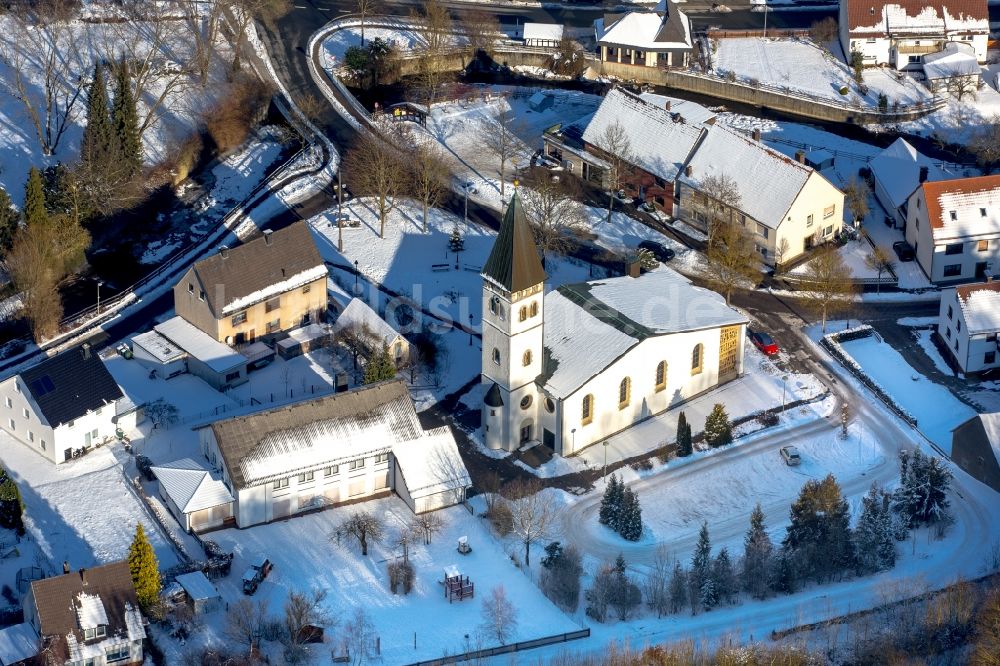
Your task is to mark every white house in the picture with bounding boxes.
[938,281,1000,374]
[150,458,235,533]
[198,380,469,527]
[838,0,990,69]
[675,124,845,266]
[0,344,124,464]
[921,41,981,92]
[522,23,564,48]
[869,137,949,228]
[904,174,1000,282]
[594,0,693,68]
[147,316,249,391]
[480,192,748,456]
[332,297,411,366]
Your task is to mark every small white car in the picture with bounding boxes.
[780,446,801,466]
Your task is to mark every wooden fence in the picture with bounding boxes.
[404,628,591,666]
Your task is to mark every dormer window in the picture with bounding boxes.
[83,624,106,641]
[949,210,957,221]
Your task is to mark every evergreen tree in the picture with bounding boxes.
[363,345,397,384]
[676,411,692,457]
[608,554,641,620]
[81,63,117,170]
[618,485,643,542]
[599,474,623,531]
[0,470,24,532]
[699,576,718,611]
[541,541,563,569]
[769,550,798,594]
[0,187,18,253]
[783,474,854,582]
[712,547,737,605]
[613,552,627,577]
[892,449,952,528]
[112,59,142,176]
[22,167,46,227]
[854,483,897,575]
[703,403,733,448]
[742,502,773,600]
[668,560,687,613]
[127,523,160,611]
[689,521,712,612]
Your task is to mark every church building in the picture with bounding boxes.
[480,192,749,456]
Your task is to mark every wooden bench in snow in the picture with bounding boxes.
[431,264,451,272]
[462,264,483,273]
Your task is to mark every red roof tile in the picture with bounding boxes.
[920,174,1000,230]
[844,0,988,32]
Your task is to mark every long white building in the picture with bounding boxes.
[480,192,748,456]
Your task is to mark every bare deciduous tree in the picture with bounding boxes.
[226,598,270,656]
[699,173,743,237]
[343,128,404,238]
[706,217,760,305]
[409,512,444,545]
[551,36,586,78]
[223,0,292,73]
[804,245,857,332]
[809,17,838,44]
[865,245,896,294]
[3,227,62,342]
[282,588,333,663]
[969,115,1000,172]
[520,171,586,266]
[592,119,634,224]
[942,70,980,101]
[480,585,518,645]
[503,478,557,567]
[410,0,452,110]
[843,176,871,226]
[179,0,225,87]
[0,17,85,155]
[645,545,672,618]
[481,106,523,202]
[460,9,500,56]
[355,0,380,46]
[407,142,450,233]
[343,606,378,664]
[337,511,385,556]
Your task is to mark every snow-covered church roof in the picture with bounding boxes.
[540,268,748,399]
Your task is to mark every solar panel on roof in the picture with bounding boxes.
[30,376,55,397]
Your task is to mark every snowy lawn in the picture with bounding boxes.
[0,434,180,571]
[790,237,881,280]
[162,498,581,664]
[839,335,974,453]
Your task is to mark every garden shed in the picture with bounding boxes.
[175,571,222,615]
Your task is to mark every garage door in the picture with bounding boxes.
[190,508,211,530]
[273,498,292,519]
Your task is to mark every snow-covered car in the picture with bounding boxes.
[780,446,801,466]
[460,180,478,195]
[242,556,273,594]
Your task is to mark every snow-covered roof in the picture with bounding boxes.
[327,277,353,310]
[332,298,405,349]
[871,138,947,210]
[637,92,717,126]
[392,426,471,499]
[582,88,704,183]
[679,124,817,229]
[0,623,38,665]
[922,45,981,80]
[74,593,108,630]
[220,264,328,315]
[843,0,989,35]
[155,316,246,373]
[523,23,564,41]
[175,571,220,602]
[595,9,692,50]
[276,323,331,350]
[541,268,747,399]
[921,175,1000,241]
[150,458,234,514]
[954,282,1000,334]
[132,329,187,364]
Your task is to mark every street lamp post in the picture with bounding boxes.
[571,428,576,453]
[464,188,469,230]
[354,260,360,292]
[96,280,104,315]
[337,169,344,253]
[780,374,789,412]
[603,441,609,483]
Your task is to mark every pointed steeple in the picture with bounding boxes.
[481,191,546,293]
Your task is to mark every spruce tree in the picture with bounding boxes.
[712,547,737,605]
[112,59,142,177]
[699,575,718,611]
[22,167,47,227]
[0,187,18,253]
[703,403,733,448]
[127,523,160,611]
[598,474,619,528]
[784,474,853,582]
[892,449,952,528]
[0,470,24,532]
[689,521,712,612]
[81,63,117,170]
[668,560,687,613]
[854,483,896,575]
[619,485,643,542]
[676,411,692,457]
[363,345,397,384]
[742,502,773,600]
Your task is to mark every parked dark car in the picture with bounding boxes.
[892,241,915,262]
[242,556,273,595]
[749,330,779,356]
[637,240,675,262]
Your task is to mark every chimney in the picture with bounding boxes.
[220,245,229,259]
[684,165,693,177]
[626,255,641,278]
[751,128,761,142]
[62,561,70,575]
[81,343,91,360]
[263,229,273,246]
[919,166,929,183]
[79,568,87,586]
[795,150,806,164]
[664,100,672,111]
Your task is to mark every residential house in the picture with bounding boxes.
[838,0,990,69]
[522,23,564,48]
[594,0,693,68]
[23,561,146,666]
[675,124,845,265]
[921,41,982,92]
[174,221,328,345]
[480,191,748,456]
[0,344,124,464]
[951,412,1000,492]
[938,280,1000,374]
[904,175,1000,282]
[870,137,948,228]
[150,458,235,533]
[332,298,411,366]
[198,380,470,526]
[135,316,249,391]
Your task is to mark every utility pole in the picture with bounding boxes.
[337,169,344,253]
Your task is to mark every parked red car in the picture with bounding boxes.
[750,331,779,356]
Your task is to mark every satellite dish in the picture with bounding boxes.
[225,336,233,345]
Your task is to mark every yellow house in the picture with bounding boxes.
[174,221,329,345]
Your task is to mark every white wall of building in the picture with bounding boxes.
[906,189,1000,283]
[774,173,845,263]
[938,287,1000,373]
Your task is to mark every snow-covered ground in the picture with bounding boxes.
[914,328,954,376]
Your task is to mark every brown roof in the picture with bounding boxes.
[654,0,688,44]
[206,380,421,489]
[186,221,325,317]
[481,191,546,294]
[920,175,1000,230]
[844,0,988,32]
[955,280,1000,301]
[29,561,139,662]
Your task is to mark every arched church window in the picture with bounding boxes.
[618,377,631,409]
[519,306,527,322]
[581,394,594,425]
[522,350,533,366]
[692,344,704,375]
[530,301,539,317]
[492,348,501,365]
[655,361,667,392]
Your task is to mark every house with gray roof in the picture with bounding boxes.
[197,380,470,526]
[594,0,693,68]
[0,344,125,464]
[480,191,748,456]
